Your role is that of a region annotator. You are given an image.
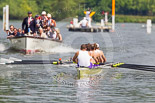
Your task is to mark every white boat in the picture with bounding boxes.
[8,36,62,54]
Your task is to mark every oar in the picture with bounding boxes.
[111,63,155,72]
[3,57,155,72]
[1,57,73,65]
[0,58,14,64]
[9,57,58,63]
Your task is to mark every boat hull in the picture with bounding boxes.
[9,36,61,54]
[76,65,111,79]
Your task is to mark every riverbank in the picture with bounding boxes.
[59,15,155,23]
[1,15,155,24]
[116,15,155,23]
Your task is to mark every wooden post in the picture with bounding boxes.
[3,5,9,31]
[112,0,115,31]
[6,5,9,30]
[3,7,6,31]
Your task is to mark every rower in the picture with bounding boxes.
[94,43,106,63]
[73,44,93,68]
[90,44,98,63]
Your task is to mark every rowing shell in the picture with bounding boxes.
[76,65,111,79]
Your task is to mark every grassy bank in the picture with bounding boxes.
[116,15,155,23]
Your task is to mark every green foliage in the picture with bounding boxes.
[116,15,155,23]
[0,0,154,22]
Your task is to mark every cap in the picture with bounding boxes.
[42,11,46,15]
[35,15,39,18]
[47,13,51,17]
[96,43,99,48]
[28,11,32,14]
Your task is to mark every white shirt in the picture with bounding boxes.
[28,17,32,27]
[80,19,88,27]
[52,31,57,39]
[77,50,91,67]
[86,11,90,20]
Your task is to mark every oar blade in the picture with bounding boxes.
[112,63,155,72]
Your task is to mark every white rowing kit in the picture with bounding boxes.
[77,50,91,67]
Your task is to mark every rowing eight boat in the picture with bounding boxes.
[1,57,155,80]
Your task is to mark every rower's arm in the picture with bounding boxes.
[73,51,79,63]
[101,51,106,62]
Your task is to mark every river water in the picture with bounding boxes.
[0,21,155,103]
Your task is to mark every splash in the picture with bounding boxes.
[0,44,5,52]
[49,45,78,53]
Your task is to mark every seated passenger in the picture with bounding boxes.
[55,28,62,41]
[6,25,14,36]
[50,28,57,39]
[46,26,53,38]
[70,20,73,27]
[79,17,88,28]
[47,13,56,28]
[13,28,21,37]
[7,28,20,38]
[38,28,48,38]
[18,28,24,36]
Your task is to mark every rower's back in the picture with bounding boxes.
[78,50,91,67]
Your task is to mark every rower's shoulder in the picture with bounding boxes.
[76,51,80,54]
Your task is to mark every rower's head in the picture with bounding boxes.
[94,43,99,49]
[91,44,95,50]
[80,44,87,50]
[86,43,91,51]
[28,11,32,17]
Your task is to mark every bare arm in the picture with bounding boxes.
[73,51,79,63]
[57,33,62,41]
[100,51,106,62]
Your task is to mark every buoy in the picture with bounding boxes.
[146,19,152,34]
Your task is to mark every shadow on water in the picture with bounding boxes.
[3,47,21,54]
